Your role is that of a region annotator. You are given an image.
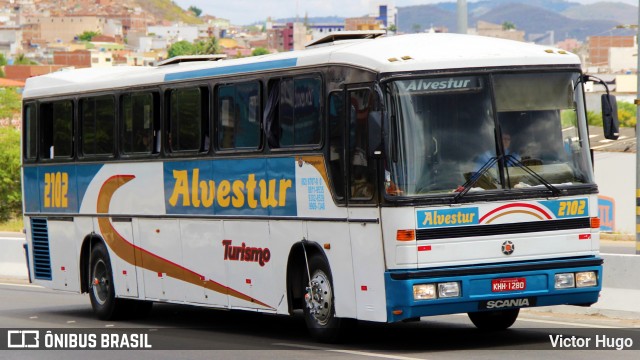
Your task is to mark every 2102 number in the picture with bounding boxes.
[558,200,586,217]
[44,172,69,208]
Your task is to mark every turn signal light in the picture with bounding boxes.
[396,229,415,241]
[590,217,600,229]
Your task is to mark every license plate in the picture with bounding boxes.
[491,277,526,292]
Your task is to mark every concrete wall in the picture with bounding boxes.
[594,151,635,234]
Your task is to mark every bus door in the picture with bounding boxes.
[346,85,386,322]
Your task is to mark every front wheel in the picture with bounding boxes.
[303,255,350,342]
[89,242,133,320]
[468,308,519,330]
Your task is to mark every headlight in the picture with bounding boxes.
[576,271,598,287]
[555,273,575,289]
[438,282,460,298]
[413,284,436,300]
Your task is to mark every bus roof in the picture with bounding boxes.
[23,33,580,99]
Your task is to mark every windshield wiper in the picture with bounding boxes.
[453,156,500,203]
[504,155,562,197]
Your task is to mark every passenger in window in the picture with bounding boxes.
[351,148,374,198]
[135,131,152,153]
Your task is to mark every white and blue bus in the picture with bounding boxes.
[21,32,615,341]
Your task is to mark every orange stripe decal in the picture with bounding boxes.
[484,210,545,224]
[96,175,274,310]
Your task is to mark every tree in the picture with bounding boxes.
[0,87,21,119]
[77,30,101,42]
[188,6,202,17]
[502,21,516,30]
[167,40,197,58]
[196,37,220,55]
[0,127,22,222]
[13,53,37,65]
[616,101,636,128]
[412,24,422,33]
[0,53,7,66]
[251,47,269,56]
[387,24,397,33]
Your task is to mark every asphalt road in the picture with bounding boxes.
[0,282,639,360]
[600,240,638,255]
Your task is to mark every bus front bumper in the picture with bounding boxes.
[384,257,602,323]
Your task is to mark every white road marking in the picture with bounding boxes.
[517,317,621,329]
[67,320,76,324]
[0,282,42,288]
[273,343,427,360]
[29,316,38,319]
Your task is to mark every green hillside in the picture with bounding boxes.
[135,0,203,24]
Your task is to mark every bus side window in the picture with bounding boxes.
[40,100,74,160]
[348,88,377,201]
[167,87,209,153]
[24,103,37,161]
[80,95,115,157]
[122,92,158,156]
[217,81,261,150]
[328,92,345,200]
[265,76,322,149]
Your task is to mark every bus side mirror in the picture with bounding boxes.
[602,94,619,140]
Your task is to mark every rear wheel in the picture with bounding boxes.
[303,255,350,342]
[468,309,519,330]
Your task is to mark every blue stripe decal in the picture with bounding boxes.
[165,58,298,82]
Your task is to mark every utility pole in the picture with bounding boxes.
[457,0,468,35]
[636,6,640,255]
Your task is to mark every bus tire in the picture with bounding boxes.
[467,308,519,330]
[303,255,348,342]
[89,242,127,320]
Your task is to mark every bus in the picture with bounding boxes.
[21,31,616,342]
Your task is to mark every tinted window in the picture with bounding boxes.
[278,76,322,147]
[40,100,73,159]
[169,88,206,152]
[217,82,261,150]
[24,103,37,160]
[81,95,115,156]
[122,92,157,155]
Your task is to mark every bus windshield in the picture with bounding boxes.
[385,71,593,198]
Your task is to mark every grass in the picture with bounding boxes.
[0,217,24,232]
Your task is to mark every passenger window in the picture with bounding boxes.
[168,87,208,153]
[280,77,322,147]
[81,95,115,157]
[265,76,321,148]
[24,103,37,160]
[40,100,74,159]
[217,82,261,150]
[122,92,157,155]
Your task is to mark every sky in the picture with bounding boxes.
[172,0,638,26]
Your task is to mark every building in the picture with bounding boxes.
[266,22,308,52]
[0,25,22,55]
[4,64,66,82]
[308,24,345,42]
[22,16,122,43]
[609,46,637,74]
[588,36,635,68]
[475,21,524,42]
[369,2,397,29]
[345,17,382,31]
[147,24,199,44]
[555,38,580,53]
[53,49,91,68]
